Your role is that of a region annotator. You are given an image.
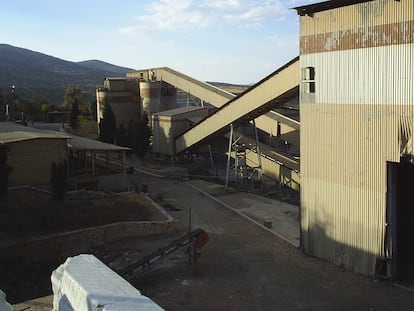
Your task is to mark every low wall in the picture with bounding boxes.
[0,190,176,265]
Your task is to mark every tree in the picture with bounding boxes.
[99,102,116,144]
[89,99,97,121]
[125,120,135,150]
[40,102,49,122]
[70,98,80,129]
[116,122,128,147]
[0,90,4,121]
[135,112,152,159]
[63,86,86,112]
[51,160,67,203]
[28,95,40,120]
[0,145,12,197]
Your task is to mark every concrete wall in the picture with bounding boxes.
[8,138,67,186]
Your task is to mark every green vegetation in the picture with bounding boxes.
[136,112,152,159]
[0,145,12,197]
[114,113,152,159]
[0,44,132,106]
[116,122,128,147]
[99,102,117,143]
[70,99,80,129]
[50,160,68,203]
[63,86,87,112]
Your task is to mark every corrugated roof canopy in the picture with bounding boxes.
[68,136,130,151]
[0,122,129,152]
[0,122,71,144]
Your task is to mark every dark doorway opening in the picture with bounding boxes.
[387,159,414,285]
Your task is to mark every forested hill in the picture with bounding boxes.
[0,44,133,104]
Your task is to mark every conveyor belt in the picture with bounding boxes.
[175,58,300,153]
[128,67,235,107]
[130,59,300,154]
[118,228,209,281]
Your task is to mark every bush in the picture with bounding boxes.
[51,160,68,202]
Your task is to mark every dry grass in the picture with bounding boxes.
[0,188,163,241]
[66,119,99,139]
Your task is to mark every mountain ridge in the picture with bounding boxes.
[0,44,249,104]
[0,44,133,104]
[77,60,133,76]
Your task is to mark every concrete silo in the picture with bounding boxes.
[139,80,177,117]
[96,77,141,128]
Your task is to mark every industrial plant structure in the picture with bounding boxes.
[0,122,70,186]
[94,0,414,282]
[296,0,414,280]
[96,77,141,128]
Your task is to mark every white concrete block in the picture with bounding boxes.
[51,254,164,311]
[0,289,12,311]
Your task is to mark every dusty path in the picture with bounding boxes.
[97,174,414,311]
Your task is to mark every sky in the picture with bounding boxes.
[0,0,314,84]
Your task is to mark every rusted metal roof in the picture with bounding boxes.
[294,0,373,16]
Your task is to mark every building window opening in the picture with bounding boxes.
[301,66,315,93]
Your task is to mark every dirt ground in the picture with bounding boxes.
[94,174,414,311]
[6,172,414,310]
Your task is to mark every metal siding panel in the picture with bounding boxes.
[301,102,413,275]
[300,0,414,275]
[302,101,414,272]
[8,139,67,186]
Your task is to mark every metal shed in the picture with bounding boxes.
[67,135,131,177]
[0,122,71,186]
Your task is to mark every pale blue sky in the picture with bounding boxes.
[0,0,313,84]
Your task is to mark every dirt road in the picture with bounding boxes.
[97,174,414,311]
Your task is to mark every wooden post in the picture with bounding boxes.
[225,124,233,189]
[91,151,95,176]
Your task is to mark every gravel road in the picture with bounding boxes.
[96,174,414,311]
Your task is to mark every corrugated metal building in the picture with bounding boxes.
[296,0,414,279]
[0,123,70,186]
[152,106,208,156]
